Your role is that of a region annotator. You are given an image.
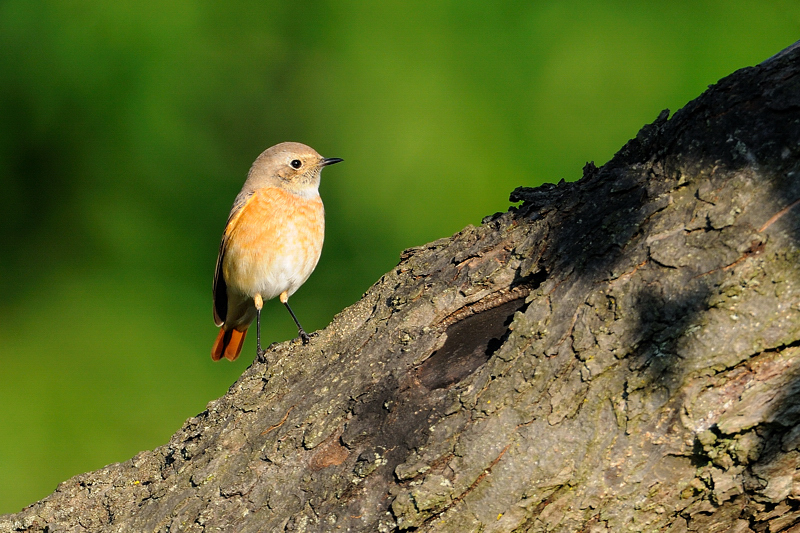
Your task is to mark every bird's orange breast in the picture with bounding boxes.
[222,187,325,300]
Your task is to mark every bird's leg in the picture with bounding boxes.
[254,293,266,361]
[280,291,310,344]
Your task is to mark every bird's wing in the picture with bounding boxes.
[213,191,256,326]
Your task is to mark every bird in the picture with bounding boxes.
[211,142,342,362]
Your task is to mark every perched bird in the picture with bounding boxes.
[211,142,342,361]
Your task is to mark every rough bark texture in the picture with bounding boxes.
[4,43,800,533]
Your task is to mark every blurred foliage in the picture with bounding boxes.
[0,0,798,514]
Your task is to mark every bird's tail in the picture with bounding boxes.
[211,328,247,361]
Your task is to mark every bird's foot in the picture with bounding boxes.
[299,330,311,345]
[256,347,267,363]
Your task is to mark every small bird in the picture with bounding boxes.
[211,142,342,361]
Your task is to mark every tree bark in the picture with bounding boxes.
[4,42,800,533]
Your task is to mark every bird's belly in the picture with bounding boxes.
[223,189,324,301]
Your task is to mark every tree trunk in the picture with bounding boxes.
[4,42,800,533]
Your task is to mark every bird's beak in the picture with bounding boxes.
[320,157,344,167]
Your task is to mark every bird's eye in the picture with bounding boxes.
[290,159,302,169]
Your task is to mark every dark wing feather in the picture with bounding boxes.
[212,191,254,327]
[212,236,228,326]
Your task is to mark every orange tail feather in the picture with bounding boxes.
[211,328,247,361]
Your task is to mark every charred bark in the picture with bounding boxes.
[4,42,800,533]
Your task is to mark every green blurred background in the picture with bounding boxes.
[0,0,797,514]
